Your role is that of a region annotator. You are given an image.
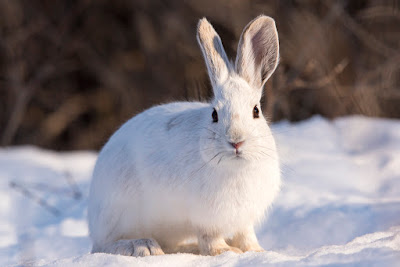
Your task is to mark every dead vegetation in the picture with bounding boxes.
[0,0,399,150]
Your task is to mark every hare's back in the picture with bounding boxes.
[131,101,209,130]
[104,101,209,149]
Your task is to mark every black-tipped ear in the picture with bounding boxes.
[197,18,231,91]
[235,15,279,89]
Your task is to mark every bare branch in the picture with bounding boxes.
[9,181,61,217]
[330,2,400,58]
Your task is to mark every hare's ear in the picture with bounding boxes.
[197,18,231,90]
[235,15,279,90]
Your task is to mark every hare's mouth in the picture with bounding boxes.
[232,150,246,160]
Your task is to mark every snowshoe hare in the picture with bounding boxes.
[88,15,281,257]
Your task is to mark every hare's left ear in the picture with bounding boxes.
[235,15,279,90]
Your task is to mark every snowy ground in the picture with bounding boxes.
[1,115,400,266]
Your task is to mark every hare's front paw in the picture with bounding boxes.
[198,232,243,256]
[229,226,266,253]
[210,245,243,256]
[103,238,165,257]
[241,245,265,253]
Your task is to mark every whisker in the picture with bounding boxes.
[174,151,224,188]
[217,154,226,164]
[198,127,223,138]
[244,145,278,152]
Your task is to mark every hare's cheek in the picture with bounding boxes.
[199,138,217,160]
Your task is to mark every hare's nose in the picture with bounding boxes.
[230,141,244,149]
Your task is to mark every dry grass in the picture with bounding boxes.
[0,0,399,150]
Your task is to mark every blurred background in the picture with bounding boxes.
[0,0,399,151]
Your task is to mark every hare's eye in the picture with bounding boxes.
[253,105,260,118]
[212,108,218,123]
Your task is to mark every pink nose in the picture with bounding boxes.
[230,141,244,149]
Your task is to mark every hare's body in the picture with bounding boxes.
[88,15,282,256]
[89,101,280,254]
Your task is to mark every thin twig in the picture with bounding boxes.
[63,171,82,200]
[288,58,349,90]
[9,181,61,217]
[329,2,399,58]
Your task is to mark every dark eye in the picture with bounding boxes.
[212,108,218,123]
[253,105,260,118]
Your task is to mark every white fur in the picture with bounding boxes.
[88,15,281,256]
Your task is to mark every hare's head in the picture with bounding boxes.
[197,16,279,164]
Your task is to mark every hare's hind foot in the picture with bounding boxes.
[100,238,165,257]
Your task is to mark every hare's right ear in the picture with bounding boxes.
[235,16,279,90]
[197,18,231,91]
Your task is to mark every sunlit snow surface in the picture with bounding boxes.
[1,116,400,266]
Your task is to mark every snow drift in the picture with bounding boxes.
[1,115,400,266]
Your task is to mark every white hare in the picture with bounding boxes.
[88,15,281,257]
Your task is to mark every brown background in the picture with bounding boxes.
[1,0,399,150]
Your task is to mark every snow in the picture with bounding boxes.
[1,115,400,266]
